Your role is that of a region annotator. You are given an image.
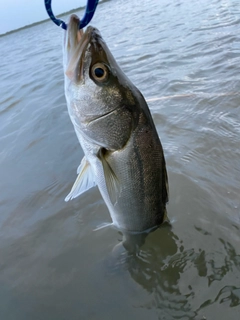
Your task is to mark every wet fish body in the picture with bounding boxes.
[63,14,168,232]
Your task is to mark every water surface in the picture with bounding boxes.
[0,0,240,319]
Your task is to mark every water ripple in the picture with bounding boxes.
[0,0,240,319]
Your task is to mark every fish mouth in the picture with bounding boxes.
[66,14,102,48]
[64,14,103,81]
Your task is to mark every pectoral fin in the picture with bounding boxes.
[98,149,121,205]
[65,157,96,201]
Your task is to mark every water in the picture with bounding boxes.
[0,0,240,319]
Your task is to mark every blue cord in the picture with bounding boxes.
[44,0,99,30]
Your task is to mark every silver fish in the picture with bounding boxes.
[63,14,169,232]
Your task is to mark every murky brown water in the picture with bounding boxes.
[0,0,240,319]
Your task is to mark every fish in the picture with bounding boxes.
[63,14,169,233]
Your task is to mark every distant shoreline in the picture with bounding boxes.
[0,0,110,38]
[0,7,83,38]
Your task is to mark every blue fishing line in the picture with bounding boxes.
[44,0,99,30]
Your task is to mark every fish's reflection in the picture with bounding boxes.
[111,223,198,319]
[106,171,240,319]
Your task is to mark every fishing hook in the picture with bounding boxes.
[44,0,99,30]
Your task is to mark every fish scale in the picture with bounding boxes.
[63,14,168,232]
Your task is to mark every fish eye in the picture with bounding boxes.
[91,63,109,82]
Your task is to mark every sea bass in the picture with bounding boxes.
[63,14,169,232]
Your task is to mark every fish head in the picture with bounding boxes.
[63,14,140,150]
